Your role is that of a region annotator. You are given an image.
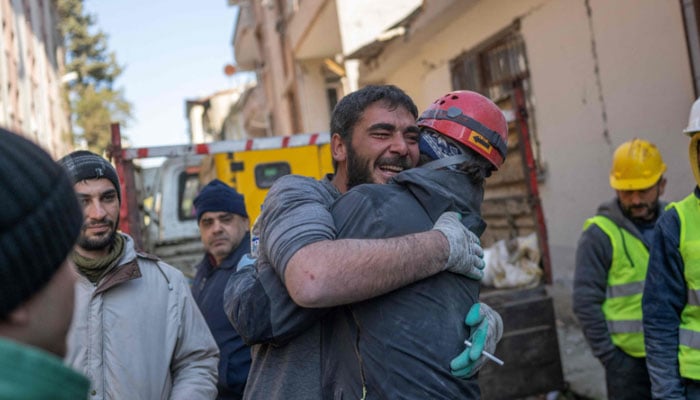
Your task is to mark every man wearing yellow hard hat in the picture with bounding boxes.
[574,138,667,400]
[643,99,700,399]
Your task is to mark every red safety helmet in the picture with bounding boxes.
[417,90,508,169]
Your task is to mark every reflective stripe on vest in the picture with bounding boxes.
[671,194,700,380]
[689,289,700,307]
[583,215,649,357]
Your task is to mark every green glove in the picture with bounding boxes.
[450,302,503,378]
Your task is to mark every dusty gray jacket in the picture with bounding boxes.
[66,233,219,400]
[322,167,482,399]
[226,169,483,400]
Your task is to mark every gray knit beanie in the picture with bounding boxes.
[58,150,121,202]
[0,128,83,318]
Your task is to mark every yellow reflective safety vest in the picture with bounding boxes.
[583,215,648,357]
[670,194,700,380]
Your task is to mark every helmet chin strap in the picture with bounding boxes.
[690,133,700,187]
[421,154,471,170]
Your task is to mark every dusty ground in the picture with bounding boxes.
[549,283,607,400]
[556,321,606,400]
[515,321,606,400]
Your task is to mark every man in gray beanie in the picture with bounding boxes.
[59,150,122,202]
[0,128,90,399]
[192,179,251,399]
[58,150,219,400]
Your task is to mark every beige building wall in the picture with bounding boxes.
[335,0,421,55]
[0,0,69,157]
[352,0,695,288]
[523,0,693,283]
[295,58,333,133]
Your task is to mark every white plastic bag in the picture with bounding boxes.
[482,232,543,289]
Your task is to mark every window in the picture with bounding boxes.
[450,29,544,176]
[178,172,200,221]
[255,162,291,188]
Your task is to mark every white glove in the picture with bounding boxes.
[432,211,485,280]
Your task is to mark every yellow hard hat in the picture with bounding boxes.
[609,139,666,190]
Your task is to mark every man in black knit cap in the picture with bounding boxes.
[0,128,90,399]
[59,150,219,400]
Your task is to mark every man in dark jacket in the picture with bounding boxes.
[573,139,667,400]
[321,90,507,398]
[193,179,251,399]
[642,97,700,399]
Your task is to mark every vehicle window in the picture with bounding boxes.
[179,172,200,220]
[255,162,291,188]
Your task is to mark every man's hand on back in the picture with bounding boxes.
[431,211,485,280]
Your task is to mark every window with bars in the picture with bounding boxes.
[449,30,545,177]
[450,32,528,105]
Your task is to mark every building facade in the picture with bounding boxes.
[0,0,69,157]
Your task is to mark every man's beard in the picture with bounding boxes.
[78,217,118,251]
[622,201,658,222]
[345,144,412,190]
[346,144,374,190]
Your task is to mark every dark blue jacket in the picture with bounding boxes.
[643,187,700,399]
[192,233,251,400]
[323,167,483,399]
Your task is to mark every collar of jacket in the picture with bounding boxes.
[94,258,141,295]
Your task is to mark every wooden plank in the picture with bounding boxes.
[481,197,533,217]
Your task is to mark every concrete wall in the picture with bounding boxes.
[296,58,332,133]
[521,0,694,289]
[336,0,421,55]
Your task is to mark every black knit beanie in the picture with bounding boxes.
[0,128,83,318]
[194,179,248,222]
[58,150,121,202]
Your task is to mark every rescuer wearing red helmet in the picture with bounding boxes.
[315,90,506,398]
[574,139,668,400]
[417,90,509,170]
[643,98,700,399]
[226,85,503,400]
